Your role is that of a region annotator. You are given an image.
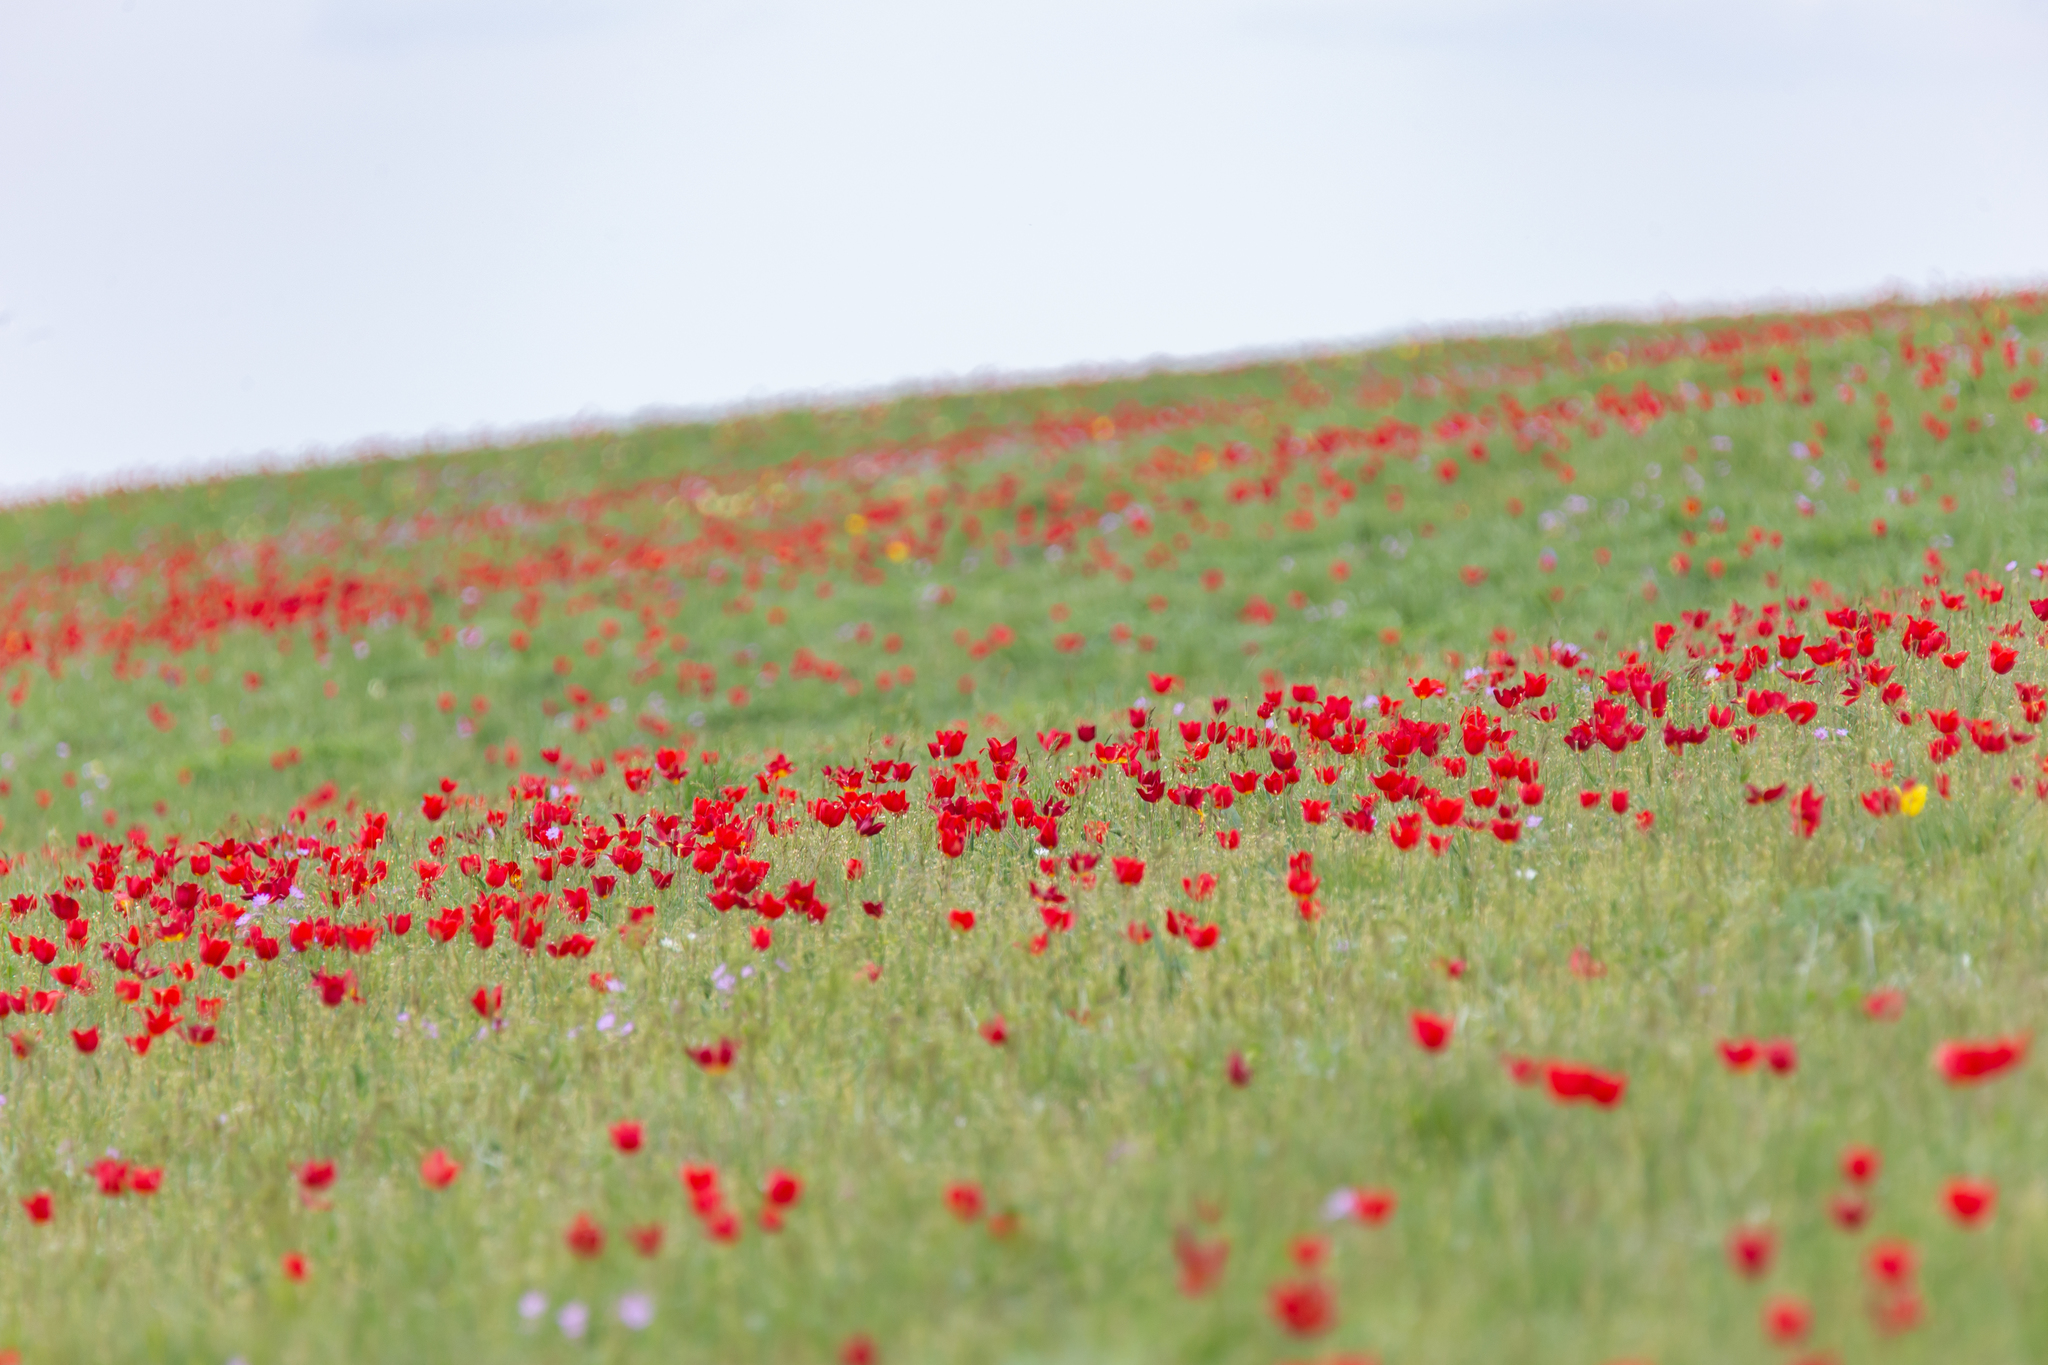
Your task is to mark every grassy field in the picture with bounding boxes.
[1,293,2045,1363]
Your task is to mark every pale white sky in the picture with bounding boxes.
[2,0,2043,497]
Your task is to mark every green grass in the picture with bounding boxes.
[0,293,2045,1363]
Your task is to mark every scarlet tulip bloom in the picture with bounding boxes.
[1863,989,1905,1020]
[980,1016,1008,1046]
[419,1149,462,1189]
[1828,1192,1869,1230]
[1718,1038,1759,1071]
[1173,1227,1230,1296]
[471,984,503,1019]
[1934,1035,2027,1085]
[1544,1062,1627,1106]
[948,909,975,932]
[565,1211,606,1257]
[1841,1145,1880,1184]
[1410,1011,1453,1052]
[944,1182,985,1221]
[93,1160,128,1196]
[298,1160,336,1191]
[1268,1278,1336,1336]
[1349,1188,1396,1223]
[1866,1238,1916,1288]
[1944,1178,1996,1226]
[610,1121,644,1154]
[1762,1039,1797,1074]
[281,1252,310,1283]
[21,1191,52,1223]
[1792,786,1824,838]
[71,1027,99,1054]
[1227,1051,1252,1087]
[628,1223,664,1257]
[1727,1224,1774,1277]
[691,1037,737,1073]
[763,1169,803,1207]
[1112,858,1146,887]
[1762,1295,1810,1344]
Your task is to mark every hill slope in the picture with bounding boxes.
[0,293,2045,1363]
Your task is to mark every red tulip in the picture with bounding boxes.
[1349,1188,1396,1224]
[1174,1227,1230,1296]
[419,1149,462,1189]
[945,1182,985,1221]
[763,1169,803,1207]
[690,1038,737,1074]
[1944,1178,1996,1226]
[1268,1278,1336,1336]
[1865,1238,1916,1288]
[1727,1224,1774,1278]
[1761,1295,1809,1344]
[564,1211,606,1257]
[1410,1011,1453,1052]
[1828,1192,1869,1230]
[1718,1038,1758,1071]
[1544,1062,1627,1106]
[1792,785,1824,838]
[1934,1035,2027,1085]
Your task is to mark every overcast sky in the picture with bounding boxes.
[2,0,2043,498]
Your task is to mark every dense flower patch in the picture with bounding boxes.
[0,294,2045,1361]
